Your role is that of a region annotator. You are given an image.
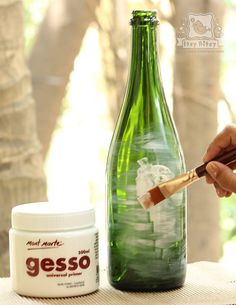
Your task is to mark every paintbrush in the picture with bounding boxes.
[138,147,236,209]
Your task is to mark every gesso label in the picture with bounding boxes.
[24,236,97,280]
[26,254,90,277]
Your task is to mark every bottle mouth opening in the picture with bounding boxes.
[130,10,159,26]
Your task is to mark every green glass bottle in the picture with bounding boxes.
[106,10,186,291]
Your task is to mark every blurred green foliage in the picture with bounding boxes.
[225,0,236,7]
[221,195,236,243]
[23,0,48,52]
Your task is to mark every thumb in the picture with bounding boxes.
[206,161,236,193]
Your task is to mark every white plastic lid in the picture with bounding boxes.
[11,202,95,232]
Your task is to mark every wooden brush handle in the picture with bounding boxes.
[195,147,236,178]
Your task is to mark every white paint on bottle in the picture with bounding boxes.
[136,157,173,197]
[136,158,183,246]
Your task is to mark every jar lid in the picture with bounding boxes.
[11,202,95,232]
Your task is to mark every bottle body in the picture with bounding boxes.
[106,11,186,291]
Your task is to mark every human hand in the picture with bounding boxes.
[203,125,236,197]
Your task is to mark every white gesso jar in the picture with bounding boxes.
[9,202,99,298]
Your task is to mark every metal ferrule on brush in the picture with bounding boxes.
[158,168,200,199]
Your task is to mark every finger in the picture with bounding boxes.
[228,160,236,170]
[206,174,214,184]
[216,187,228,197]
[206,163,236,184]
[206,161,236,193]
[203,125,236,162]
[225,191,232,197]
[212,181,232,198]
[213,181,226,197]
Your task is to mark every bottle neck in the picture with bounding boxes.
[129,24,161,91]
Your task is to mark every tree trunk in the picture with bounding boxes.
[28,0,100,159]
[0,0,47,276]
[172,0,225,262]
[97,0,129,124]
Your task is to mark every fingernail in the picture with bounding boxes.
[217,188,226,197]
[207,162,218,178]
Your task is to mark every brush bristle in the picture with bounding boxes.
[149,186,165,205]
[138,186,165,210]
